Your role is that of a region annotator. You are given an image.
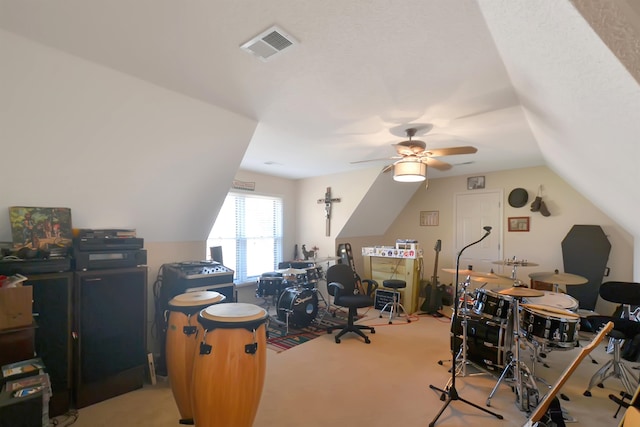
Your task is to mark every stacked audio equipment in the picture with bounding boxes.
[0,260,73,417]
[156,261,235,375]
[72,230,147,408]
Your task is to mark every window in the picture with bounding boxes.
[207,192,283,283]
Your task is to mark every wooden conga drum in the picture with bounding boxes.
[192,303,268,427]
[166,291,225,425]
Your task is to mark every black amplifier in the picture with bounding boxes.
[0,258,72,275]
[73,249,147,271]
[73,237,144,252]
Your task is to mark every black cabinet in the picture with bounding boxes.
[73,267,147,408]
[22,272,73,417]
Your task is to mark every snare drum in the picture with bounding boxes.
[277,287,319,328]
[520,303,580,349]
[165,291,225,424]
[192,303,268,427]
[523,291,579,312]
[473,289,513,322]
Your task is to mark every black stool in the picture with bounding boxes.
[379,279,411,324]
[583,282,640,397]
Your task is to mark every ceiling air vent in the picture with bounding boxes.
[240,25,297,62]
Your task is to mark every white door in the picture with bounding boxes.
[454,190,503,273]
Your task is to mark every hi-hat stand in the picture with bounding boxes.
[429,226,503,426]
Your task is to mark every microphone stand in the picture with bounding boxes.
[428,227,503,426]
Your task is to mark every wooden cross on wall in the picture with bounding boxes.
[317,187,341,236]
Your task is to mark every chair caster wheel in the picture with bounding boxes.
[371,329,375,334]
[335,337,341,343]
[583,390,592,397]
[597,383,604,389]
[440,394,446,401]
[407,319,411,323]
[364,337,371,344]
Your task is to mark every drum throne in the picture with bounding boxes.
[326,264,377,344]
[583,281,640,397]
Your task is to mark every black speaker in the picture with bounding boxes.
[23,272,73,417]
[74,267,147,408]
[210,246,223,264]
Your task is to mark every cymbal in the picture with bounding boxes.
[492,259,539,267]
[528,271,588,285]
[498,286,544,297]
[441,268,514,285]
[470,273,515,286]
[314,256,340,263]
[275,267,307,275]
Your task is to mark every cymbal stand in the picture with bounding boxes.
[486,297,540,411]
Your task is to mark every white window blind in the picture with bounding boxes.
[207,192,283,282]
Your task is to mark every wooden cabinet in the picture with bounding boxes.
[363,256,422,313]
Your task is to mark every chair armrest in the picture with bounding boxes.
[328,281,345,297]
[362,279,378,297]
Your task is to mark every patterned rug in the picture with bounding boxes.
[266,310,354,352]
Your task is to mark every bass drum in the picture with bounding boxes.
[277,287,318,328]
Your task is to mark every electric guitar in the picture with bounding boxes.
[523,321,614,427]
[421,240,441,313]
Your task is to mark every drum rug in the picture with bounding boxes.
[266,310,360,353]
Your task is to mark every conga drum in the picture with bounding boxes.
[192,303,268,427]
[166,291,225,424]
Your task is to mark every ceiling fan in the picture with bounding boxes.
[351,125,478,183]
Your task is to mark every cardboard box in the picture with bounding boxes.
[0,286,33,330]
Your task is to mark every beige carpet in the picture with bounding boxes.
[61,300,638,427]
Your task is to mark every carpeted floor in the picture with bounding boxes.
[59,284,639,427]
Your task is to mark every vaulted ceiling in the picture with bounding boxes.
[1,0,639,242]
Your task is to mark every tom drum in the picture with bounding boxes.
[520,303,580,349]
[473,288,513,322]
[522,291,579,312]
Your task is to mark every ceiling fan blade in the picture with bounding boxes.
[426,146,477,157]
[424,157,452,171]
[382,164,393,173]
[350,157,397,164]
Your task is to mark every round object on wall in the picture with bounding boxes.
[508,188,529,208]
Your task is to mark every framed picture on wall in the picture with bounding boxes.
[508,216,530,232]
[420,211,439,226]
[467,176,485,190]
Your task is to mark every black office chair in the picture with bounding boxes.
[326,264,377,344]
[583,281,640,397]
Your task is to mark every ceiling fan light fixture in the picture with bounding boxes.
[393,159,426,182]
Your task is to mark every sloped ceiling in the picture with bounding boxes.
[1,1,639,244]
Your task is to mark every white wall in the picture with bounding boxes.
[376,166,631,316]
[0,29,257,243]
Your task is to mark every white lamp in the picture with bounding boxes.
[393,159,426,182]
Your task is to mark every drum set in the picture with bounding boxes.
[444,259,588,413]
[256,259,338,333]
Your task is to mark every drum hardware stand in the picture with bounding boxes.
[486,296,540,411]
[443,279,493,385]
[428,226,503,426]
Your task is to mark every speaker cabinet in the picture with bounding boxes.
[23,272,73,417]
[74,267,147,408]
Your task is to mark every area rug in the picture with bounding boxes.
[266,310,356,353]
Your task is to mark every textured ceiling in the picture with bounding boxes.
[0,0,544,180]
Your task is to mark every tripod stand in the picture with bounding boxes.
[429,227,503,426]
